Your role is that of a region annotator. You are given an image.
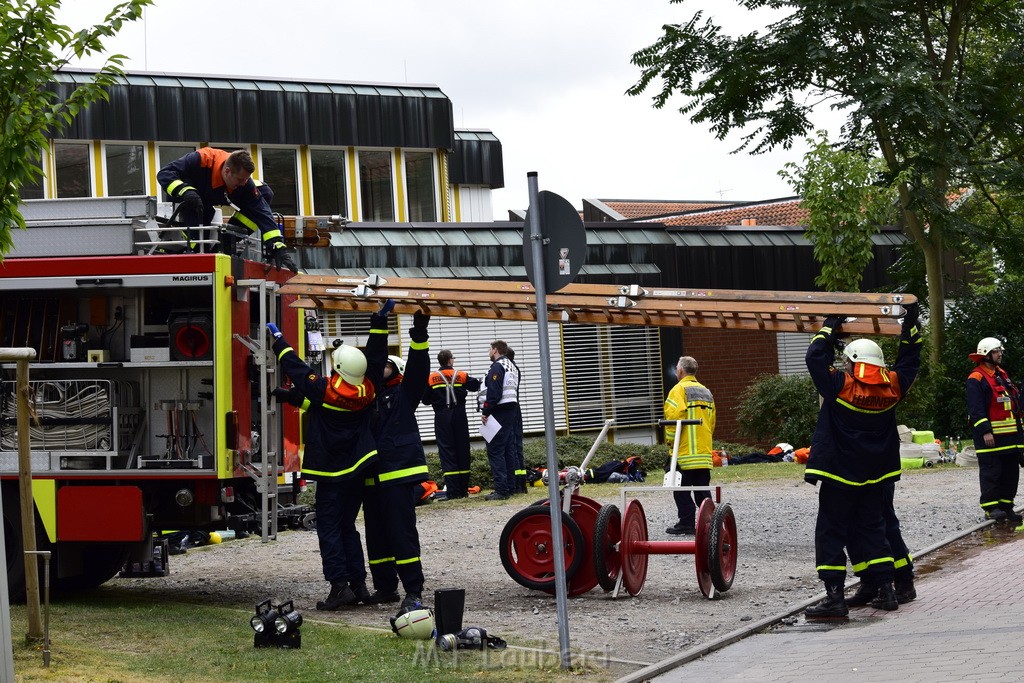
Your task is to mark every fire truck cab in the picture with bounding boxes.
[0,196,305,598]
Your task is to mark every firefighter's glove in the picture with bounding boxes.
[378,299,395,316]
[902,301,921,331]
[181,190,203,220]
[823,316,844,336]
[409,309,431,343]
[267,323,283,339]
[272,246,299,273]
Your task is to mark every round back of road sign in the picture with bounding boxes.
[523,190,586,294]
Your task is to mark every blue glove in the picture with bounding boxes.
[378,299,395,316]
[267,322,282,339]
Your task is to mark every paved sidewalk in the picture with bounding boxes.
[651,527,1024,682]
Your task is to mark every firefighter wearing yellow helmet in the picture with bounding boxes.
[966,336,1024,526]
[803,305,923,620]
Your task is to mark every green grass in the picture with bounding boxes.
[10,591,615,682]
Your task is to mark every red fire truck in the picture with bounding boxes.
[0,196,308,598]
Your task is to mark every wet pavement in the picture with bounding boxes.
[631,523,1024,682]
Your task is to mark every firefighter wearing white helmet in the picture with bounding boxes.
[843,339,886,368]
[266,321,387,612]
[803,305,923,620]
[966,335,1024,527]
[333,344,368,385]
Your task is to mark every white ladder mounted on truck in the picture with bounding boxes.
[278,275,914,336]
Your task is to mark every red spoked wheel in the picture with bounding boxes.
[530,495,602,596]
[499,507,585,591]
[621,499,649,597]
[709,502,738,592]
[693,498,716,598]
[592,503,622,592]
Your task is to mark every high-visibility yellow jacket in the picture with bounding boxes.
[664,375,716,470]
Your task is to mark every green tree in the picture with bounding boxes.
[780,131,902,292]
[0,0,151,258]
[628,1,1024,366]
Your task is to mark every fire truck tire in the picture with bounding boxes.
[52,542,132,592]
[2,485,48,603]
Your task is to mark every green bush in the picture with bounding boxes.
[736,373,819,448]
[423,433,765,490]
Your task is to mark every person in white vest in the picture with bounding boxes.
[480,340,520,500]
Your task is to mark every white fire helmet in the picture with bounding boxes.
[843,338,886,368]
[390,606,435,639]
[332,344,367,385]
[976,337,1004,357]
[387,354,406,376]
[775,443,794,456]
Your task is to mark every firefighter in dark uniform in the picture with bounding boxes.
[803,303,922,619]
[481,339,520,500]
[966,337,1024,524]
[422,350,480,499]
[157,148,298,271]
[266,321,384,610]
[363,307,432,610]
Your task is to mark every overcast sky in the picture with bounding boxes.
[57,0,836,220]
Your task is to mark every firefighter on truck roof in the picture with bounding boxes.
[157,148,299,272]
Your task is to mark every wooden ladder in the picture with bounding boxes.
[278,276,915,336]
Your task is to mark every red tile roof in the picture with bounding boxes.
[651,197,809,227]
[600,200,736,221]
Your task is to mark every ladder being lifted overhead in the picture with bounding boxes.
[279,276,915,337]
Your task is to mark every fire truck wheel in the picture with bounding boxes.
[51,542,132,592]
[2,485,48,603]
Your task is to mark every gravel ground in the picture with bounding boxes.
[114,465,981,672]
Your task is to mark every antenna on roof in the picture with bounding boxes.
[716,185,733,200]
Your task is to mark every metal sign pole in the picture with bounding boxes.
[526,172,571,668]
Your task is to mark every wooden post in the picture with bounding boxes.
[1,348,43,640]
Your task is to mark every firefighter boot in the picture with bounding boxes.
[349,580,372,605]
[316,581,358,610]
[845,580,878,608]
[364,589,401,605]
[894,577,917,604]
[400,592,423,611]
[986,508,1008,522]
[805,583,849,620]
[869,581,899,611]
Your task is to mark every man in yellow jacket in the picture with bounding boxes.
[664,356,716,535]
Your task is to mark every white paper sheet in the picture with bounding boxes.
[479,416,502,443]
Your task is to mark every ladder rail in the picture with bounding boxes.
[280,276,913,336]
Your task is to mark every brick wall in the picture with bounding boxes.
[674,328,780,443]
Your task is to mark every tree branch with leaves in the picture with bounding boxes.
[628,0,1024,366]
[0,0,151,259]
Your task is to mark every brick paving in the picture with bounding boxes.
[649,527,1024,682]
